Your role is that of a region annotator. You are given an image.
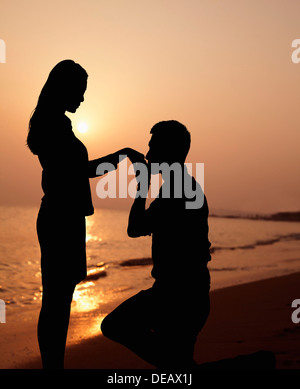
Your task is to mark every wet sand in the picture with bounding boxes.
[2,272,300,369]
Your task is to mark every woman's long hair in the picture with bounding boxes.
[27,60,88,155]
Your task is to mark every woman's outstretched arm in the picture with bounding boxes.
[88,148,145,178]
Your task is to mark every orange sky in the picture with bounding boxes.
[0,0,300,214]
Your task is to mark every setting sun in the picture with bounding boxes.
[77,121,88,133]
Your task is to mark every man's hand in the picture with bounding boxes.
[125,148,150,197]
[126,148,145,164]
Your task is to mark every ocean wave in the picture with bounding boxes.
[210,233,300,253]
[209,266,239,272]
[209,266,253,272]
[119,257,152,267]
[210,210,300,222]
[78,233,300,285]
[83,267,107,282]
[101,232,300,269]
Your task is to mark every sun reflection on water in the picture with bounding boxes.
[86,234,102,243]
[72,282,99,313]
[85,217,103,243]
[69,280,109,341]
[72,277,111,315]
[85,317,104,338]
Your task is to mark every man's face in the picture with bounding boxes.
[146,134,170,164]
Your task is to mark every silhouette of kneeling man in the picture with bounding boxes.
[101,120,211,368]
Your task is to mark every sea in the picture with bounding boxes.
[1,205,300,341]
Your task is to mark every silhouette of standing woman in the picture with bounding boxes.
[27,60,143,369]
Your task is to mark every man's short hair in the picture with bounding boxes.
[150,120,191,162]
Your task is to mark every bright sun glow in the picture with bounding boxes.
[77,121,88,133]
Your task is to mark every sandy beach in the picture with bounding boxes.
[1,271,299,370]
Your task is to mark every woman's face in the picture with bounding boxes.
[64,78,87,113]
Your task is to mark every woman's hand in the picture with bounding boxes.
[125,148,145,164]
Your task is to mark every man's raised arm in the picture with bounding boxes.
[127,165,151,238]
[127,197,150,238]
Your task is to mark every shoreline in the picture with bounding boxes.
[1,271,299,369]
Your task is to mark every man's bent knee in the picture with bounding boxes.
[101,315,109,336]
[101,313,129,343]
[101,314,117,339]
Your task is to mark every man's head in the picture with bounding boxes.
[146,120,191,165]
